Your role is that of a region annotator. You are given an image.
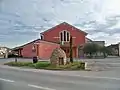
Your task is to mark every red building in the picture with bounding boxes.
[13,22,87,59]
[13,39,60,59]
[40,22,87,58]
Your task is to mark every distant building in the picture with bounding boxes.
[85,38,106,58]
[93,41,105,47]
[85,38,105,47]
[0,47,10,58]
[85,38,93,43]
[107,44,119,56]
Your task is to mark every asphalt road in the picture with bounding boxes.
[0,58,33,64]
[0,57,120,90]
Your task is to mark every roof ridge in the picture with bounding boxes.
[40,22,87,35]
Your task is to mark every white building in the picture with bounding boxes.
[0,47,9,58]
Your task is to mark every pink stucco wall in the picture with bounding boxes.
[21,43,34,58]
[21,40,60,59]
[38,41,60,59]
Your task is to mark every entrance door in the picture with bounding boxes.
[61,47,77,58]
[78,49,84,58]
[61,47,70,58]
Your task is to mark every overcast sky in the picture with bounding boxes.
[0,0,120,48]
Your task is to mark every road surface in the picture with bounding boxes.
[0,66,120,89]
[0,57,120,90]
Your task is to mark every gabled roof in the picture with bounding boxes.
[107,44,118,48]
[12,39,41,50]
[40,22,88,35]
[12,39,60,51]
[86,38,93,42]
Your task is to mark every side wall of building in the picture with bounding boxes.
[38,41,60,59]
[21,43,34,58]
[21,41,60,59]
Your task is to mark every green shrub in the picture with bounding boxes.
[4,61,85,70]
[46,61,85,70]
[34,61,50,69]
[45,66,63,70]
[28,63,36,68]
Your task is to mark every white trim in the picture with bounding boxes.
[34,43,40,45]
[53,37,60,38]
[72,37,76,38]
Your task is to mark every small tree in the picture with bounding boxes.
[70,36,73,63]
[99,46,113,58]
[83,43,99,58]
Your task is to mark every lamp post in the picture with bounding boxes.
[32,43,38,63]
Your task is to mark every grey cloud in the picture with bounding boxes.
[79,15,120,34]
[60,0,83,3]
[0,10,20,17]
[107,28,120,35]
[0,0,120,47]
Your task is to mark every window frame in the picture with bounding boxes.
[59,30,70,42]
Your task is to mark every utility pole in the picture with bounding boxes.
[70,36,73,63]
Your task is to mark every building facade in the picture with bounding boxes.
[0,47,10,58]
[13,22,94,59]
[40,22,87,58]
[107,43,119,56]
[13,39,60,59]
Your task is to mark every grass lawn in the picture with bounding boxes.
[4,61,85,70]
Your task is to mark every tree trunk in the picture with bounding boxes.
[89,52,92,58]
[70,36,73,63]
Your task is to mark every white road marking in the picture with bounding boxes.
[70,75,120,81]
[28,84,56,90]
[0,78,15,83]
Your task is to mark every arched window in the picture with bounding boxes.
[60,30,70,42]
[67,32,70,41]
[60,32,63,41]
[64,31,66,41]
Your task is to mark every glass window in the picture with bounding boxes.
[67,32,70,41]
[60,32,63,41]
[64,31,66,41]
[60,30,70,42]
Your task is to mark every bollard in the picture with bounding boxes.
[33,56,38,63]
[15,57,17,63]
[81,62,85,70]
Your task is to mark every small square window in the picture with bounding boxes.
[41,35,44,40]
